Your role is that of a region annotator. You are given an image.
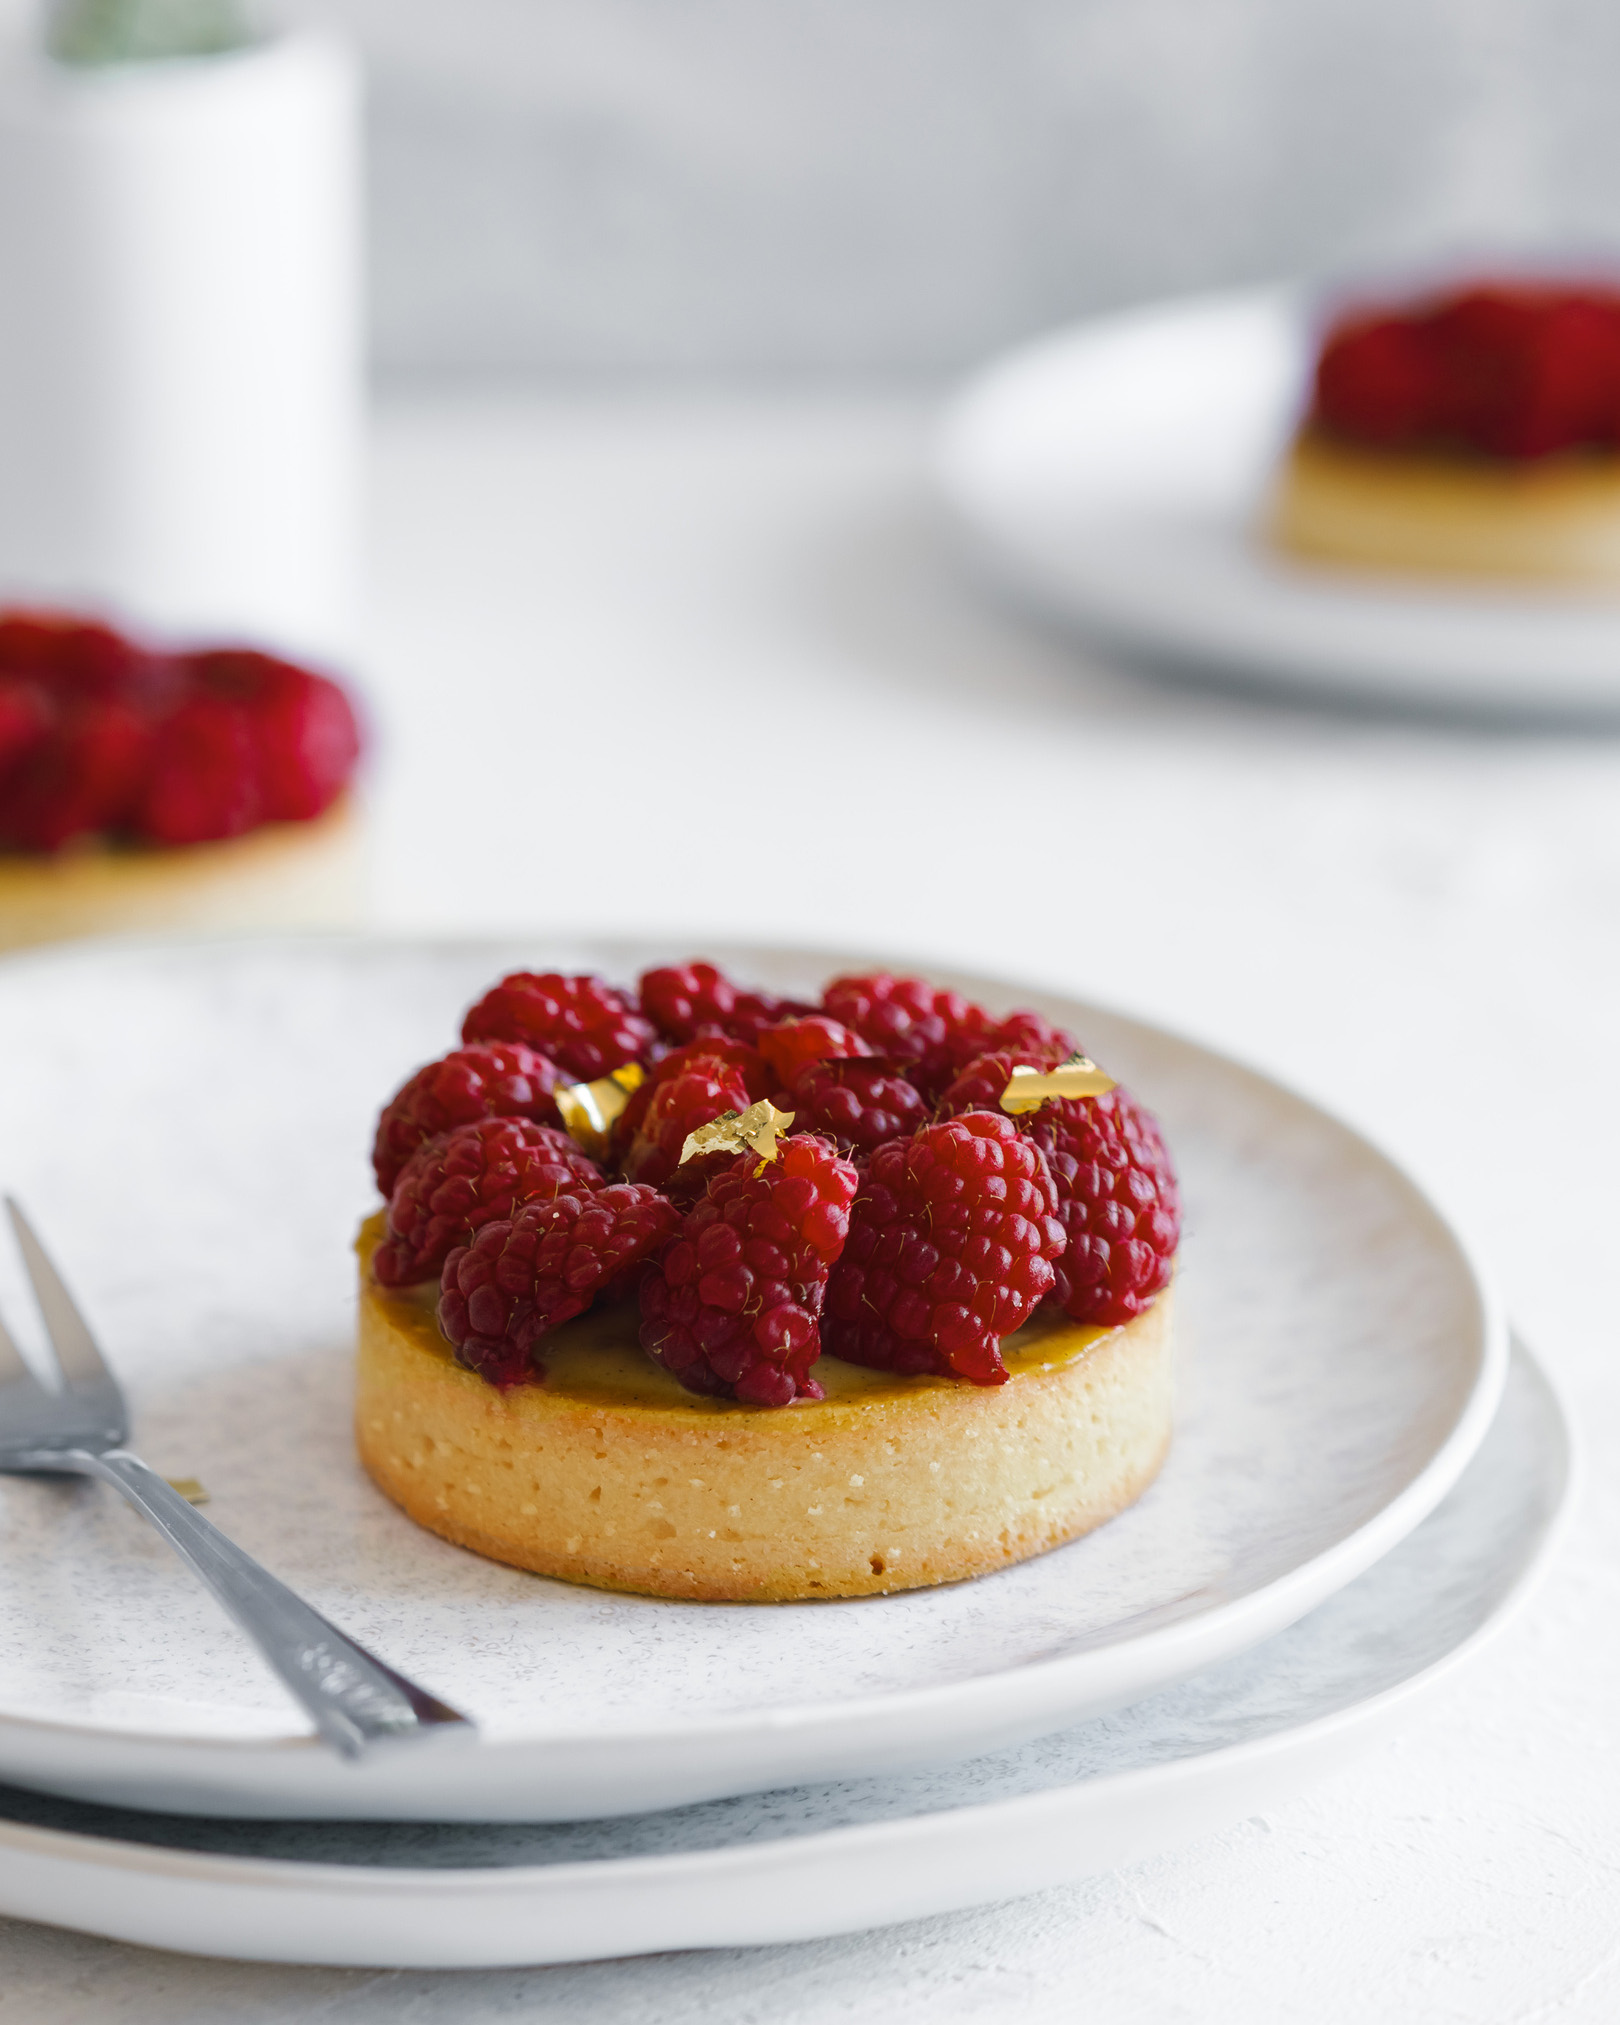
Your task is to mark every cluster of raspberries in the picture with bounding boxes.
[1312,282,1620,461]
[371,961,1181,1406]
[0,609,362,854]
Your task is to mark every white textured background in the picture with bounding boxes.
[264,0,1620,377]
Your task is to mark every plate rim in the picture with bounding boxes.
[0,932,1509,1772]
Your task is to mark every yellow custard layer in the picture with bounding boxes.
[369,1226,1115,1412]
[355,1215,1175,1601]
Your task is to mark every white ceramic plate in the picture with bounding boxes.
[937,287,1620,716]
[0,1342,1565,1968]
[0,937,1505,1821]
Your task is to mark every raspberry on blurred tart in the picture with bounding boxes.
[1270,280,1620,585]
[356,962,1181,1601]
[0,608,364,951]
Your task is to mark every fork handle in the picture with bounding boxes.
[36,1447,475,1760]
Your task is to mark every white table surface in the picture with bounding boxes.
[4,392,1618,2021]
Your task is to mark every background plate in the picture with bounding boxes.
[0,937,1503,1818]
[0,1342,1566,1968]
[937,288,1620,716]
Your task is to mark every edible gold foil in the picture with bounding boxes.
[165,1477,210,1506]
[1000,1051,1117,1115]
[680,1098,795,1169]
[555,1061,646,1160]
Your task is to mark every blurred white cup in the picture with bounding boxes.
[0,27,361,658]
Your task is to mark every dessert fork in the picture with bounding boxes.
[0,1199,474,1761]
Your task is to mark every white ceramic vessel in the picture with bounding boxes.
[0,31,360,658]
[937,288,1620,716]
[0,937,1505,1821]
[0,1341,1567,1967]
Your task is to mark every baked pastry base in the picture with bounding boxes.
[0,797,363,953]
[1269,430,1620,586]
[355,1215,1174,1602]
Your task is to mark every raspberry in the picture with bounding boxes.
[0,610,173,709]
[935,1041,1071,1119]
[462,972,656,1082]
[989,1007,1079,1061]
[1313,283,1620,459]
[639,1133,858,1406]
[756,1014,870,1089]
[823,1111,1066,1385]
[375,1117,604,1287]
[821,974,1077,1100]
[188,650,361,821]
[611,1034,772,1158]
[638,960,810,1046]
[440,1185,681,1388]
[372,1042,564,1196]
[0,680,50,776]
[788,1058,929,1156]
[1024,1088,1180,1327]
[0,700,153,852]
[133,695,263,845]
[621,1057,753,1190]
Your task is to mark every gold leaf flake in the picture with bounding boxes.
[999,1051,1117,1116]
[680,1098,795,1169]
[555,1061,646,1160]
[165,1477,210,1506]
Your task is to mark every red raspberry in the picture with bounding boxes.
[821,974,1077,1100]
[1313,283,1620,460]
[0,680,51,776]
[462,972,656,1082]
[622,1057,753,1189]
[0,610,173,709]
[372,1042,563,1196]
[639,1133,858,1406]
[638,960,810,1045]
[756,1014,870,1089]
[989,1007,1079,1060]
[935,1041,1071,1118]
[0,700,153,852]
[611,1034,772,1158]
[188,650,361,821]
[1024,1088,1180,1327]
[823,1111,1066,1386]
[1314,315,1442,448]
[440,1185,681,1389]
[133,695,263,844]
[375,1117,604,1287]
[788,1058,929,1156]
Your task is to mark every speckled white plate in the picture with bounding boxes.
[0,1341,1564,1967]
[937,287,1620,716]
[0,937,1505,1821]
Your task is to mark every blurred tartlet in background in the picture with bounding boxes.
[0,609,363,951]
[1270,281,1620,587]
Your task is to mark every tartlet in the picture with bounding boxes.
[357,962,1181,1602]
[1270,281,1620,587]
[0,608,364,950]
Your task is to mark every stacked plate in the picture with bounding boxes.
[0,938,1569,1967]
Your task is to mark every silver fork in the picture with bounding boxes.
[0,1199,475,1762]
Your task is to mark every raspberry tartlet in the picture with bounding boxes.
[356,963,1179,1601]
[0,610,363,951]
[1270,281,1620,585]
